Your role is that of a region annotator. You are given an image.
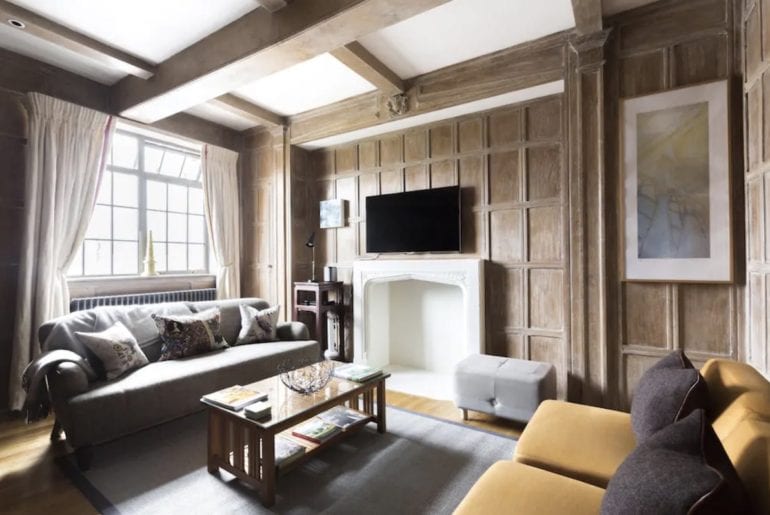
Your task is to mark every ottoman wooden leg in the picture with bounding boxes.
[462,408,468,421]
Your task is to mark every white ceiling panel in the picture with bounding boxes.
[184,103,259,131]
[301,80,565,149]
[602,0,659,16]
[359,0,575,79]
[233,53,376,116]
[7,0,257,64]
[0,22,124,84]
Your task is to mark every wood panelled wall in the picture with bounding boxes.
[605,0,745,406]
[304,95,570,398]
[744,0,770,376]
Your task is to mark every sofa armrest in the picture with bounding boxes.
[276,321,310,341]
[48,362,91,400]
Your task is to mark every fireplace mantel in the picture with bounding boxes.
[352,258,485,366]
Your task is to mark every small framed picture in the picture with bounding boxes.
[621,80,732,282]
[320,199,346,229]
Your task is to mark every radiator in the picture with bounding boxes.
[69,288,217,312]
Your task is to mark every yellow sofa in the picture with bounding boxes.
[454,359,770,515]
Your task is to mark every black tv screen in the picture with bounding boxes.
[366,186,461,253]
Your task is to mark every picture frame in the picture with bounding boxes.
[621,80,732,283]
[319,199,346,229]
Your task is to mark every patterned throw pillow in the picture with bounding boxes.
[152,308,228,361]
[236,304,280,345]
[75,321,149,380]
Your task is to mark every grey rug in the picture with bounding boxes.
[59,407,516,515]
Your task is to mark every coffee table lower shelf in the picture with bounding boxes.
[204,375,387,507]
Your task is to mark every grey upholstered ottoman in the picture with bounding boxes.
[454,354,556,423]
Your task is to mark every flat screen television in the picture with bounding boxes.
[365,186,461,253]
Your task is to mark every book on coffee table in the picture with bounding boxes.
[202,385,267,411]
[244,400,272,420]
[333,364,383,382]
[275,436,306,468]
[318,406,370,430]
[291,418,341,444]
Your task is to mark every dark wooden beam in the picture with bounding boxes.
[208,94,286,127]
[0,0,155,79]
[254,0,288,12]
[113,0,450,124]
[290,31,568,145]
[571,0,603,35]
[331,42,404,94]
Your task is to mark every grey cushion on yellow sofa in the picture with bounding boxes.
[454,461,605,515]
[630,349,709,441]
[514,399,637,488]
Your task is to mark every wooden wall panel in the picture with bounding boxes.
[305,96,569,397]
[745,0,770,375]
[606,0,745,405]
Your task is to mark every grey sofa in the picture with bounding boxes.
[38,297,319,467]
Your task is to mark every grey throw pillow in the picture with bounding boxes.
[152,308,228,361]
[236,304,280,345]
[75,321,149,380]
[631,350,708,441]
[602,409,747,515]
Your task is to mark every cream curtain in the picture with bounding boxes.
[202,144,241,299]
[9,93,114,410]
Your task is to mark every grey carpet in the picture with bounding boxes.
[60,407,516,515]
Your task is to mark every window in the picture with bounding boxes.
[68,126,209,277]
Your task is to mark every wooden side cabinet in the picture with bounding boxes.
[293,281,344,360]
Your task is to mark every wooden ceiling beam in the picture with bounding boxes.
[208,94,286,127]
[253,0,288,12]
[570,0,603,35]
[0,0,155,79]
[290,31,568,145]
[331,42,404,94]
[113,0,450,124]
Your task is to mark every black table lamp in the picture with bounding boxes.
[305,232,317,282]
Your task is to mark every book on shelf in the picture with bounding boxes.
[275,436,306,468]
[333,363,383,382]
[291,418,342,444]
[318,406,370,430]
[244,400,272,421]
[201,385,267,411]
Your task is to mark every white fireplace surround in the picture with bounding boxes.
[352,259,485,368]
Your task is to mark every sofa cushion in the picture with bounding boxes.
[188,297,269,345]
[514,399,636,488]
[39,302,193,376]
[631,350,709,441]
[75,321,149,380]
[64,340,319,448]
[454,461,605,515]
[237,304,280,344]
[602,409,747,515]
[153,308,228,360]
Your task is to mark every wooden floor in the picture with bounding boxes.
[0,390,522,514]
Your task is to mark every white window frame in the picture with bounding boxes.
[68,127,210,277]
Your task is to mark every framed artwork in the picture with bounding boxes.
[320,199,346,229]
[621,80,732,282]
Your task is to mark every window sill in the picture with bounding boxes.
[68,274,216,298]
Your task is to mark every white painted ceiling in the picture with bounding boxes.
[233,53,377,117]
[7,0,256,64]
[359,0,575,79]
[602,0,659,16]
[301,80,565,149]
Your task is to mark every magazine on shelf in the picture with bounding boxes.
[333,363,383,382]
[244,400,272,420]
[318,406,370,430]
[201,385,267,411]
[291,418,342,444]
[275,436,306,468]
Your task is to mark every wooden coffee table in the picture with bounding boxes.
[201,364,390,507]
